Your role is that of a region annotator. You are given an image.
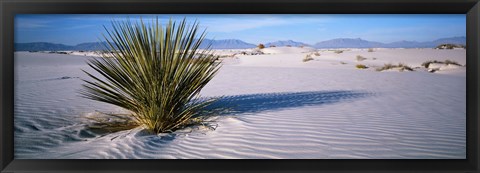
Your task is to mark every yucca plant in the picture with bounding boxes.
[80,18,221,134]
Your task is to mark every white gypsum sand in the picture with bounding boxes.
[14,47,466,159]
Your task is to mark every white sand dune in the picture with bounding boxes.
[14,48,466,159]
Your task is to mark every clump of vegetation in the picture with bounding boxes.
[313,52,321,56]
[368,48,374,52]
[270,45,276,47]
[356,64,368,69]
[303,55,314,62]
[421,61,436,68]
[334,50,343,54]
[435,44,466,49]
[444,60,461,66]
[340,61,347,65]
[80,19,222,134]
[421,60,462,68]
[85,113,140,134]
[286,45,292,47]
[376,63,413,72]
[356,55,367,61]
[372,57,377,60]
[257,44,265,49]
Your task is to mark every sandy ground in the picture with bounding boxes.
[14,47,466,159]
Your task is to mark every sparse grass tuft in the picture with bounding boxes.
[368,48,374,52]
[444,60,461,66]
[421,60,437,68]
[334,50,343,54]
[435,44,465,49]
[303,55,314,62]
[397,63,414,71]
[356,64,368,69]
[356,55,367,61]
[422,60,462,68]
[376,63,413,72]
[313,52,321,56]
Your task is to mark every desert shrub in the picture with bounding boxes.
[368,48,374,52]
[377,63,394,71]
[436,44,465,49]
[313,52,321,56]
[270,45,276,47]
[444,60,462,66]
[422,60,462,68]
[258,44,265,49]
[397,63,414,71]
[303,55,314,62]
[339,61,347,65]
[356,55,367,61]
[376,63,413,72]
[356,64,368,69]
[421,60,438,68]
[80,19,222,134]
[286,45,292,47]
[334,50,343,54]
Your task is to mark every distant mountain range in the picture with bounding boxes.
[15,39,256,51]
[200,39,256,49]
[265,40,309,47]
[14,42,111,51]
[313,37,466,48]
[15,37,466,51]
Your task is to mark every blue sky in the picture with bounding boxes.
[15,14,466,45]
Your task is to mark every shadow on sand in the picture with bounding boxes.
[78,90,373,151]
[206,90,373,115]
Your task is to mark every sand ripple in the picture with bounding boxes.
[14,52,465,159]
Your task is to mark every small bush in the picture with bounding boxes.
[368,48,374,52]
[286,45,292,47]
[376,63,394,71]
[334,50,343,54]
[435,44,465,49]
[397,63,414,71]
[356,64,368,69]
[444,60,461,66]
[340,61,347,65]
[81,19,222,134]
[422,60,462,68]
[421,60,437,68]
[303,55,314,62]
[376,63,413,72]
[270,45,276,47]
[313,52,321,56]
[257,44,265,49]
[356,55,367,61]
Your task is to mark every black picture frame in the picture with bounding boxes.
[1,0,479,172]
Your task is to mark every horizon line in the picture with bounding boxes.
[15,36,467,46]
